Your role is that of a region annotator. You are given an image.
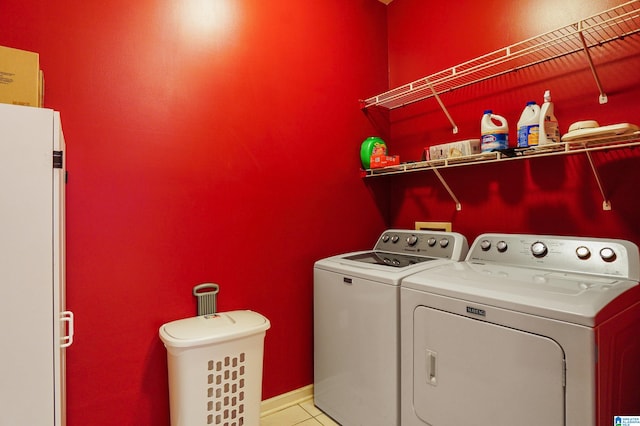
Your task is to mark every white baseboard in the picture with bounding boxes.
[260,384,314,417]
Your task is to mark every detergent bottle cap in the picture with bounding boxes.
[526,101,536,106]
[483,110,493,115]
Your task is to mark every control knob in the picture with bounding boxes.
[600,247,616,262]
[407,235,419,246]
[427,238,437,247]
[480,240,491,251]
[576,246,591,260]
[391,235,400,243]
[496,241,508,253]
[531,241,548,258]
[381,235,390,243]
[439,238,449,248]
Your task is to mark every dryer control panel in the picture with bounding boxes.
[468,233,640,280]
[374,229,469,261]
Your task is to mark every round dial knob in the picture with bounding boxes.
[381,235,390,243]
[496,241,508,253]
[391,235,400,243]
[531,241,548,258]
[576,246,591,260]
[427,237,437,247]
[407,235,419,246]
[439,238,449,248]
[480,240,491,251]
[600,247,616,262]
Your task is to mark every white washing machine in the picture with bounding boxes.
[314,229,468,426]
[401,233,640,426]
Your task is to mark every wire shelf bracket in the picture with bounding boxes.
[431,167,462,211]
[584,150,612,210]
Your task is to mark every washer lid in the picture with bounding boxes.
[159,310,270,348]
[343,251,437,268]
[315,252,455,285]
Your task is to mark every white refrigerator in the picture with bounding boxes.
[0,103,73,425]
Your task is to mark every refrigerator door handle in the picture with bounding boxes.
[60,311,74,348]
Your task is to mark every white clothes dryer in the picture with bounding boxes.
[314,229,468,426]
[401,233,640,426]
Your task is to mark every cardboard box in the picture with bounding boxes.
[428,139,481,160]
[370,154,400,168]
[0,46,42,107]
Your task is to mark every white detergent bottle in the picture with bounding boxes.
[517,101,540,148]
[481,110,509,152]
[539,90,560,145]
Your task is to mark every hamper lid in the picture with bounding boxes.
[159,310,270,348]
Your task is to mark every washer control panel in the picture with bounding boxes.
[469,233,640,279]
[374,229,468,260]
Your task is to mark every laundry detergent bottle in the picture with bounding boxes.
[481,110,509,152]
[517,101,540,148]
[539,90,560,145]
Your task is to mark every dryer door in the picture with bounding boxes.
[413,306,565,425]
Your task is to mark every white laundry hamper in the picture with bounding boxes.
[159,310,270,426]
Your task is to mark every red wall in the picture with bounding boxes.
[385,0,640,246]
[3,1,639,424]
[0,2,389,425]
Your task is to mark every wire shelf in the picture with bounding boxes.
[362,133,640,211]
[362,132,640,177]
[360,0,640,110]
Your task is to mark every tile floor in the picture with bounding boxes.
[260,396,339,426]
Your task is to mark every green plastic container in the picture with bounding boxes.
[360,137,387,169]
